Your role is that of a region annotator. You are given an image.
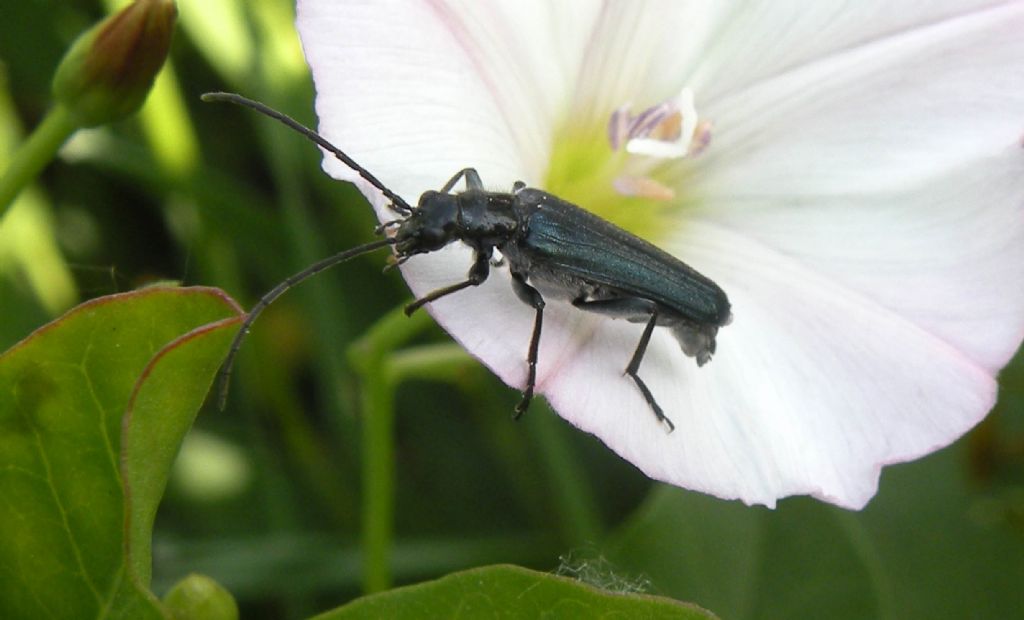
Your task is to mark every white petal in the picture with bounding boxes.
[689,3,1024,195]
[690,0,1012,102]
[296,0,598,200]
[543,220,996,509]
[565,1,727,126]
[695,157,1024,374]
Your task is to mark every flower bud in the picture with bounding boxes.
[52,0,177,127]
[162,573,238,620]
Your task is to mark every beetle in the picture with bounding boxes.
[205,92,732,431]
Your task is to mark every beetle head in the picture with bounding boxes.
[393,190,460,256]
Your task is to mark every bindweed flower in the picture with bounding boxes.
[52,0,177,128]
[296,1,1024,508]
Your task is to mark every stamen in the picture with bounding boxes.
[612,176,676,201]
[688,119,713,157]
[608,105,631,151]
[646,110,682,142]
[606,87,711,201]
[628,102,674,139]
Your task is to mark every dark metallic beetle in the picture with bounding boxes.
[206,93,732,431]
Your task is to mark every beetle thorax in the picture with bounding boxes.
[394,189,520,257]
[457,190,519,247]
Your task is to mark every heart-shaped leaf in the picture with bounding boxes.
[0,286,242,618]
[314,564,717,619]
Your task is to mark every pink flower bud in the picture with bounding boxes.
[52,0,177,127]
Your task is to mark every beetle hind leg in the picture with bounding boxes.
[572,297,675,432]
[625,311,675,433]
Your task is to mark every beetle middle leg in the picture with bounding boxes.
[572,297,675,431]
[510,272,545,418]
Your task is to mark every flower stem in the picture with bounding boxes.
[0,105,78,218]
[349,306,434,593]
[528,408,604,545]
[359,346,396,594]
[389,343,475,384]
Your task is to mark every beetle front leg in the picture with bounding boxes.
[404,250,490,315]
[439,167,484,193]
[510,272,545,419]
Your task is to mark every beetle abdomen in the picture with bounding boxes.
[514,190,732,327]
[672,322,720,366]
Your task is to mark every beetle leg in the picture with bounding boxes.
[373,218,404,235]
[572,297,674,432]
[510,272,545,419]
[625,311,675,432]
[439,168,484,193]
[404,250,491,315]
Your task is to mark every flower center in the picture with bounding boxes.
[544,87,711,241]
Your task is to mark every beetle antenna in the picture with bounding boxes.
[201,92,415,215]
[217,237,397,410]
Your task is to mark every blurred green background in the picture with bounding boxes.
[1,1,1022,618]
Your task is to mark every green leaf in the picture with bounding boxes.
[313,564,717,619]
[0,286,242,619]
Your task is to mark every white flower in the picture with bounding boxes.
[296,0,1024,508]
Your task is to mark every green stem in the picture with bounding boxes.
[0,105,78,217]
[349,306,434,593]
[359,351,395,594]
[529,409,604,545]
[389,343,475,384]
[833,509,896,620]
[349,305,435,367]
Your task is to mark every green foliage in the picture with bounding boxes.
[0,286,241,618]
[314,564,717,620]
